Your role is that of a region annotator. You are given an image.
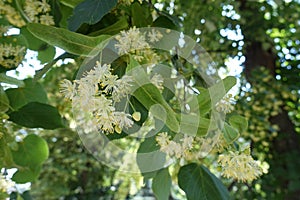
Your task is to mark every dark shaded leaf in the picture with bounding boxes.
[0,85,9,113]
[178,163,230,200]
[68,0,118,31]
[5,79,48,110]
[8,102,64,129]
[12,165,41,184]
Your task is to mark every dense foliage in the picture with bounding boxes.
[0,0,299,199]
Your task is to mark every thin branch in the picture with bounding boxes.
[33,53,74,82]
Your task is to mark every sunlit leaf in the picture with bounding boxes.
[223,123,239,144]
[152,168,171,200]
[11,134,49,167]
[27,23,110,56]
[228,114,248,134]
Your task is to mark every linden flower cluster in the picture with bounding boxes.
[218,148,263,182]
[215,93,234,114]
[156,129,228,159]
[115,27,162,63]
[0,174,15,194]
[236,67,298,144]
[156,132,194,159]
[150,73,164,90]
[0,0,25,27]
[24,0,55,25]
[60,62,135,134]
[0,25,10,36]
[0,43,26,69]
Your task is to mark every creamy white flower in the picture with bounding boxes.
[156,132,185,159]
[24,0,39,20]
[0,174,15,194]
[218,150,263,182]
[114,112,133,129]
[0,1,25,27]
[93,62,111,83]
[97,112,115,133]
[181,135,194,150]
[115,27,150,55]
[150,73,164,90]
[0,43,25,69]
[37,0,51,12]
[39,14,55,25]
[148,29,163,43]
[215,94,234,114]
[61,62,134,135]
[165,141,182,158]
[60,79,76,100]
[156,132,170,147]
[93,95,115,114]
[112,75,132,101]
[102,74,118,93]
[0,25,9,35]
[24,0,54,25]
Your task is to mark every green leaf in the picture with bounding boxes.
[228,114,248,134]
[21,27,47,51]
[179,114,217,137]
[133,84,179,133]
[0,73,25,87]
[12,165,42,184]
[106,96,149,140]
[89,17,128,36]
[137,132,166,179]
[11,134,49,167]
[68,0,118,31]
[131,2,152,27]
[5,79,48,110]
[8,102,64,129]
[27,23,110,56]
[178,163,230,200]
[197,76,237,116]
[0,35,27,46]
[157,10,180,28]
[197,87,211,116]
[223,123,239,144]
[49,0,62,26]
[0,86,9,113]
[153,15,179,30]
[20,191,33,200]
[21,27,56,63]
[126,55,140,73]
[209,76,237,106]
[37,45,56,64]
[130,67,179,132]
[152,168,172,200]
[59,4,74,28]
